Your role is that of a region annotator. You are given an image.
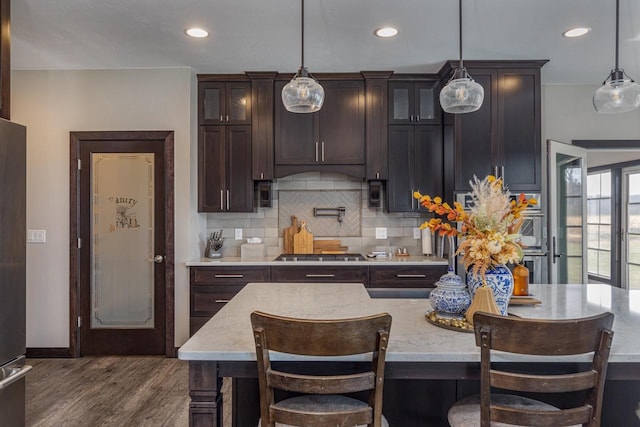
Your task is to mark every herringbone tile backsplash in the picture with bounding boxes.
[205,172,429,257]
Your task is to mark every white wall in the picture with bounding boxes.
[12,68,197,348]
[542,84,640,143]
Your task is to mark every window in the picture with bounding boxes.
[587,171,612,280]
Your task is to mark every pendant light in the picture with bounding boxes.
[439,0,484,114]
[281,0,324,113]
[593,0,640,113]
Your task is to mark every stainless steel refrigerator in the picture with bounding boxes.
[0,118,29,426]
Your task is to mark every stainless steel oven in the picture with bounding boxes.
[455,192,546,283]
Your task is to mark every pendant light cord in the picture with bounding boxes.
[615,0,619,70]
[301,0,305,70]
[458,0,463,70]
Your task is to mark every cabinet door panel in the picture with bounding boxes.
[319,81,365,164]
[251,79,274,180]
[369,265,447,288]
[414,126,443,203]
[270,266,368,283]
[454,70,497,191]
[198,126,226,212]
[226,82,251,125]
[389,82,414,124]
[498,69,541,191]
[274,81,316,165]
[227,126,253,212]
[365,78,389,180]
[388,126,414,212]
[415,82,439,124]
[199,82,225,125]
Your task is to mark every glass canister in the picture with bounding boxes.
[513,263,529,296]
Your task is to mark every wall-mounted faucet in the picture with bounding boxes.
[313,207,346,223]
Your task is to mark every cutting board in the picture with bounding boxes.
[283,216,299,254]
[293,222,314,254]
[313,239,343,253]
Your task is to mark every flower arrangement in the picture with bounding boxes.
[413,175,537,281]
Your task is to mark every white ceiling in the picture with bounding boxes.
[11,0,640,85]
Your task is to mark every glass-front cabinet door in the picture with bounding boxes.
[389,81,439,125]
[198,81,251,125]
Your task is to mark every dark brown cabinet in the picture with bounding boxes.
[389,81,440,126]
[364,72,392,180]
[189,266,270,335]
[198,80,251,125]
[274,78,366,178]
[198,125,253,212]
[369,265,448,288]
[248,73,276,180]
[440,61,546,192]
[387,125,443,212]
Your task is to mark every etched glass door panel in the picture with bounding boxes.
[91,153,154,329]
[548,140,588,284]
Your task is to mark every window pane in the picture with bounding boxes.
[628,235,640,264]
[587,174,600,198]
[599,225,611,250]
[566,197,582,226]
[601,172,611,197]
[567,257,583,284]
[628,204,640,234]
[587,224,599,249]
[628,173,640,199]
[599,199,611,224]
[597,250,611,278]
[566,227,583,256]
[628,264,640,290]
[588,249,598,274]
[587,199,599,224]
[565,166,582,197]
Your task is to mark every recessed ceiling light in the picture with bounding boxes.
[374,27,398,38]
[185,28,210,38]
[562,27,591,38]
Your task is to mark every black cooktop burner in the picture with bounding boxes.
[274,253,366,262]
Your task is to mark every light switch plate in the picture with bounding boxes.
[27,229,46,243]
[234,228,243,240]
[413,227,421,239]
[375,227,387,240]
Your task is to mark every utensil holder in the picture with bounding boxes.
[205,239,223,258]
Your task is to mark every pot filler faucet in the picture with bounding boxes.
[313,207,346,223]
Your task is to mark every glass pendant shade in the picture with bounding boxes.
[593,71,640,114]
[440,69,484,113]
[282,68,325,113]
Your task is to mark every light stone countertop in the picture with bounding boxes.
[186,255,448,267]
[178,282,640,364]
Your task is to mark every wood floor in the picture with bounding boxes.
[26,357,190,427]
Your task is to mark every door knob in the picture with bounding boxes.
[148,255,164,263]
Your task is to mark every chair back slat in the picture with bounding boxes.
[267,370,376,394]
[492,404,592,426]
[491,370,597,393]
[251,311,391,356]
[474,312,613,355]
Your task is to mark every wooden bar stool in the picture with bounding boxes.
[251,311,392,427]
[448,311,614,427]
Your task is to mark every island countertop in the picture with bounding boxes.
[178,282,640,364]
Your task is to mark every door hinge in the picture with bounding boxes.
[77,316,81,328]
[77,238,82,249]
[77,159,81,170]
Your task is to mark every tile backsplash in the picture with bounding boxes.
[205,172,432,258]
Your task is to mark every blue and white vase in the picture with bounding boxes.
[429,268,471,317]
[467,265,514,316]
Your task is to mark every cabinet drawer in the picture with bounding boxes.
[270,266,369,283]
[191,266,270,286]
[369,265,447,288]
[191,285,245,316]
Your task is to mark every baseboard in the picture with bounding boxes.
[26,347,73,358]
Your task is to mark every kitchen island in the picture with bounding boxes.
[178,282,640,426]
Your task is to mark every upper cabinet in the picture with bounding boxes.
[198,80,251,126]
[274,76,366,178]
[389,80,441,126]
[247,72,277,181]
[364,72,393,181]
[439,60,547,192]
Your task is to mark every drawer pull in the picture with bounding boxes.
[214,299,230,304]
[396,274,426,278]
[214,274,244,278]
[305,274,335,278]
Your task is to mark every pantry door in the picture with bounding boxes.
[70,131,174,356]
